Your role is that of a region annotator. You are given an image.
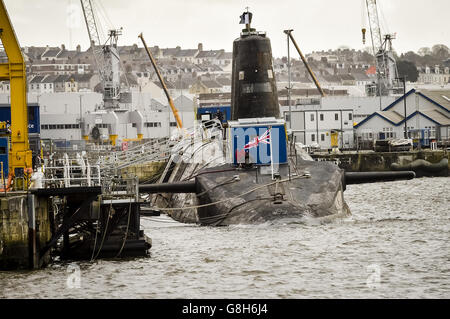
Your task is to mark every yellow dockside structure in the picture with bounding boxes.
[0,0,32,188]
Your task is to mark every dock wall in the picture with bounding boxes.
[0,194,51,270]
[120,162,166,182]
[311,151,450,175]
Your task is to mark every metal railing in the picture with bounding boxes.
[36,119,226,188]
[39,154,101,188]
[40,164,101,188]
[97,119,224,173]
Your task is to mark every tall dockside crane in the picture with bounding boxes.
[363,0,401,96]
[0,0,32,190]
[80,0,121,109]
[79,0,144,145]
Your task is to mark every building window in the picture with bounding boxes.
[310,114,315,121]
[170,122,177,127]
[321,134,325,141]
[311,134,316,142]
[431,126,436,138]
[349,113,353,121]
[320,114,324,121]
[335,113,339,121]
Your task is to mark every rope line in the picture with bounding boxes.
[115,196,133,258]
[91,181,115,262]
[157,174,310,212]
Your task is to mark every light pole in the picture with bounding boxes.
[396,76,408,139]
[284,29,293,130]
[79,94,83,140]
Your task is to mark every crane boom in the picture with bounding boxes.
[139,33,183,129]
[80,0,101,47]
[80,0,104,81]
[285,30,325,97]
[0,0,32,187]
[366,0,383,56]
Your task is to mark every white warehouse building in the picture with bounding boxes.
[354,89,450,145]
[0,91,196,144]
[282,108,355,149]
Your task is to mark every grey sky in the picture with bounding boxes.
[4,0,449,57]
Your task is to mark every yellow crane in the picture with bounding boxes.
[139,33,183,129]
[0,0,32,190]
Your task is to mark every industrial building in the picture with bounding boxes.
[355,89,450,147]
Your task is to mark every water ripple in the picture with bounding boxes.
[0,177,449,299]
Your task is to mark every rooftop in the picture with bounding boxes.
[175,49,199,58]
[419,90,450,111]
[41,48,62,58]
[196,50,224,59]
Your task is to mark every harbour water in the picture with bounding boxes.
[0,177,448,299]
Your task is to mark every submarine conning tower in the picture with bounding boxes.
[231,13,280,120]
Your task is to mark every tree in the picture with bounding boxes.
[402,51,421,64]
[421,54,440,67]
[397,60,418,82]
[432,44,450,60]
[418,47,431,57]
[361,50,374,64]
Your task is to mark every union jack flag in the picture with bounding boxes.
[244,129,271,150]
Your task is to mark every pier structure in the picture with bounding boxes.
[1,147,159,269]
[311,150,449,177]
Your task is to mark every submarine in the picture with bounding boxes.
[140,12,415,226]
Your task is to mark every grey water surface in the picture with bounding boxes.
[1,177,449,299]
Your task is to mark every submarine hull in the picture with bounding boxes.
[150,15,408,226]
[164,157,351,226]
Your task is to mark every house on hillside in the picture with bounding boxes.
[174,48,200,63]
[74,73,100,92]
[215,52,232,67]
[40,75,57,93]
[161,47,181,59]
[53,75,70,93]
[29,75,46,94]
[352,71,372,87]
[195,50,224,64]
[189,79,209,95]
[418,66,450,85]
[40,47,62,62]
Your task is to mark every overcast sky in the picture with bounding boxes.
[4,0,449,57]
